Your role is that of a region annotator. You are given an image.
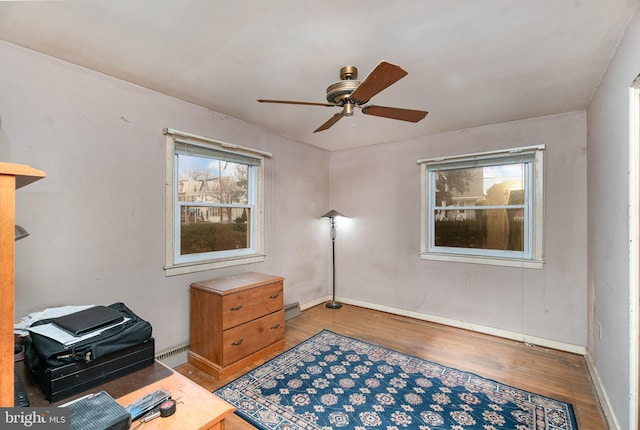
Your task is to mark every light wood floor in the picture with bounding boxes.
[175,303,607,430]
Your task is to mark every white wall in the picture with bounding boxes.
[587,6,640,430]
[0,40,330,354]
[330,111,588,348]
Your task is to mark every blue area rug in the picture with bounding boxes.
[214,330,578,429]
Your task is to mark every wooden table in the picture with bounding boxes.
[116,367,235,429]
[20,360,235,429]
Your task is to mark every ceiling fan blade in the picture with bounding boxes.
[350,61,408,104]
[361,105,428,123]
[257,99,335,107]
[314,112,344,132]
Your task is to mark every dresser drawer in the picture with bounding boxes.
[221,281,283,329]
[189,272,286,379]
[222,310,285,365]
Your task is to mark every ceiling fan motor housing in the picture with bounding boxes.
[325,65,366,111]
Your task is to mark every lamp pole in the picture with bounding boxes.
[326,215,341,309]
[321,210,346,309]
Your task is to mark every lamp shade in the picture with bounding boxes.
[321,210,347,219]
[14,225,29,241]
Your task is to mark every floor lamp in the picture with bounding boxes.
[321,210,347,309]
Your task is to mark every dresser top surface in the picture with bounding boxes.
[190,272,284,295]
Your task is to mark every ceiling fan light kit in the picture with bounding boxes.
[258,61,428,133]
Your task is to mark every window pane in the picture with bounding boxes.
[180,206,251,255]
[177,154,248,204]
[433,163,525,252]
[433,208,524,251]
[435,164,524,207]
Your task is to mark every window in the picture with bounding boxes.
[419,145,544,268]
[164,128,271,276]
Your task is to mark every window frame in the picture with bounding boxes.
[418,145,544,269]
[163,128,271,276]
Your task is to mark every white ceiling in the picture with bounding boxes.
[0,1,638,151]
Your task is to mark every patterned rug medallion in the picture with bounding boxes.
[214,330,578,429]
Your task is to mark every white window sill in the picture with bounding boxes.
[164,254,266,276]
[420,252,544,269]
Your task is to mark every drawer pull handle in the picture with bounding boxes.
[270,323,281,330]
[229,304,243,311]
[231,338,244,346]
[269,293,280,299]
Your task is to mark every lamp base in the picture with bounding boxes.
[326,301,342,309]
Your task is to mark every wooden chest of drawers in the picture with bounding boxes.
[188,272,285,379]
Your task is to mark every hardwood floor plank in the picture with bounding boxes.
[175,303,607,429]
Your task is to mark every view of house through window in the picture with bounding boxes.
[164,128,269,276]
[178,154,251,256]
[420,145,544,267]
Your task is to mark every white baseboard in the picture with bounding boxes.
[300,296,332,311]
[584,351,621,430]
[304,295,586,355]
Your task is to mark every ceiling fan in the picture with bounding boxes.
[257,61,428,133]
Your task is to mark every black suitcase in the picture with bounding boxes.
[25,302,152,370]
[24,302,154,402]
[33,338,155,402]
